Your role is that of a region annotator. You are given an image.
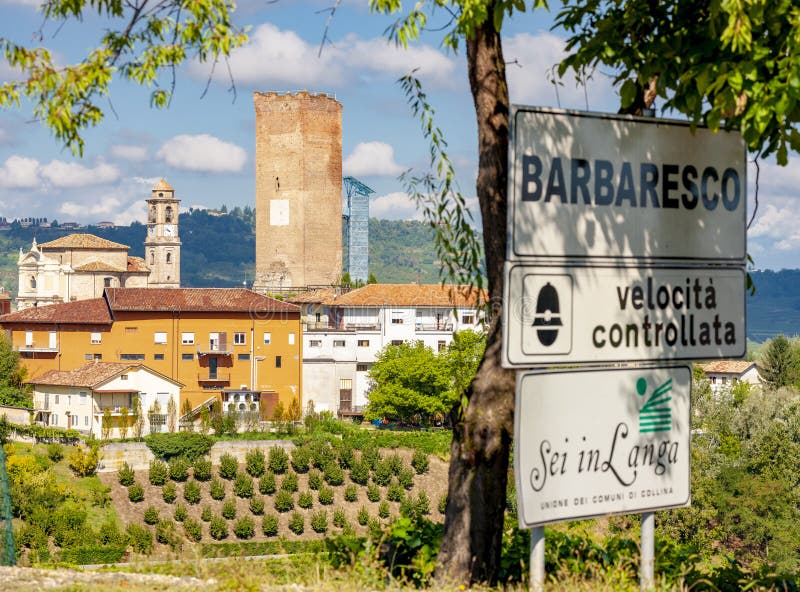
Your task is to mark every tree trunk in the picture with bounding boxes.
[435,7,515,585]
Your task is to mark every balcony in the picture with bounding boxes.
[343,323,380,332]
[16,344,59,354]
[197,348,232,356]
[198,372,231,383]
[338,404,366,417]
[415,323,454,333]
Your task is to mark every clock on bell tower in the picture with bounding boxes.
[145,178,181,288]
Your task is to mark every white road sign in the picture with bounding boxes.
[515,366,691,527]
[503,263,746,366]
[509,107,746,262]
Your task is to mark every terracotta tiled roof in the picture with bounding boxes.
[73,260,127,273]
[38,234,129,250]
[327,284,486,307]
[698,360,756,375]
[288,288,337,305]
[29,362,134,388]
[127,256,149,273]
[153,178,173,191]
[0,298,112,325]
[104,288,299,313]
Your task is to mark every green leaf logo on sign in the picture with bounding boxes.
[637,377,672,433]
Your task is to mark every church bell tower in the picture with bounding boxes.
[145,179,181,288]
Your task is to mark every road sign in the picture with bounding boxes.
[503,263,746,366]
[509,107,746,263]
[514,365,691,527]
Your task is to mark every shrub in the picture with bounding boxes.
[118,462,135,486]
[324,463,345,486]
[373,460,392,486]
[126,523,153,554]
[192,457,212,481]
[210,478,226,500]
[68,445,99,476]
[219,453,238,480]
[387,481,404,502]
[145,432,214,460]
[386,453,404,475]
[162,482,177,504]
[333,508,347,529]
[46,442,64,463]
[308,468,323,490]
[274,490,294,512]
[378,500,390,519]
[149,460,168,485]
[245,449,266,477]
[318,485,334,505]
[262,514,279,537]
[259,471,276,495]
[280,470,298,492]
[128,482,144,502]
[200,505,213,522]
[338,442,355,469]
[361,446,381,470]
[398,467,414,490]
[156,519,180,550]
[98,519,125,546]
[174,503,188,522]
[310,440,336,470]
[249,496,265,515]
[288,511,305,535]
[411,450,430,474]
[169,457,190,482]
[234,472,255,498]
[183,517,202,542]
[184,479,202,504]
[415,491,430,516]
[438,494,447,514]
[344,484,358,502]
[222,498,237,520]
[233,516,256,539]
[366,483,381,502]
[311,510,328,533]
[298,490,313,509]
[268,447,289,474]
[357,506,369,526]
[368,517,382,540]
[349,460,370,485]
[209,516,228,540]
[143,506,160,525]
[291,446,311,473]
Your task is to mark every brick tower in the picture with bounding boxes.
[252,91,343,292]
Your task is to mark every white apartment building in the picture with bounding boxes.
[290,284,486,415]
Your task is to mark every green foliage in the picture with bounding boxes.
[268,447,289,474]
[366,483,381,503]
[127,482,144,503]
[346,428,451,457]
[143,506,160,525]
[200,505,213,522]
[349,460,370,485]
[318,485,335,506]
[288,511,305,535]
[174,503,187,522]
[145,433,213,461]
[280,470,298,493]
[291,446,311,473]
[162,481,177,504]
[0,333,30,408]
[411,450,429,474]
[46,443,63,463]
[234,472,254,498]
[398,467,415,490]
[168,456,190,482]
[209,477,226,500]
[209,516,228,540]
[118,462,135,486]
[387,481,404,503]
[183,479,201,504]
[233,516,255,539]
[192,457,212,481]
[183,517,202,542]
[126,523,153,555]
[360,446,381,470]
[221,499,237,520]
[258,471,276,495]
[148,460,168,486]
[438,494,447,515]
[218,453,238,480]
[386,453,404,475]
[298,491,313,509]
[758,335,800,390]
[311,510,328,534]
[274,490,294,513]
[249,495,265,515]
[245,448,266,477]
[323,462,345,486]
[344,484,358,502]
[357,506,369,526]
[262,514,279,537]
[310,440,336,470]
[338,441,355,469]
[58,544,126,565]
[68,444,99,476]
[378,500,390,519]
[373,460,393,486]
[308,468,323,490]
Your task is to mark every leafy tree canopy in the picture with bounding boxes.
[0,334,30,408]
[758,335,800,391]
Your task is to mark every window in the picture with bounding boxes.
[49,331,57,349]
[315,312,321,323]
[263,332,271,345]
[391,316,404,325]
[30,276,36,289]
[150,251,155,266]
[154,332,167,344]
[25,331,33,347]
[166,252,172,264]
[182,353,194,361]
[234,332,246,345]
[721,377,728,384]
[357,363,371,372]
[55,395,60,405]
[438,340,447,352]
[182,332,194,345]
[333,340,345,347]
[51,414,57,426]
[120,353,145,360]
[238,353,250,361]
[120,374,128,381]
[711,377,717,384]
[84,416,89,426]
[339,379,353,390]
[84,354,93,361]
[309,340,322,348]
[91,332,101,344]
[80,392,87,400]
[93,353,102,360]
[165,205,173,223]
[209,332,219,351]
[391,340,404,346]
[125,327,138,335]
[275,356,282,368]
[461,314,475,324]
[357,339,369,347]
[288,333,295,345]
[104,277,112,288]
[154,353,165,361]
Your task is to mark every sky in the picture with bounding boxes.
[0,0,796,270]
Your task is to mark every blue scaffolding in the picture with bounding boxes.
[342,176,375,283]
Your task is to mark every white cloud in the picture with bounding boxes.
[0,0,42,7]
[0,155,40,188]
[111,144,149,162]
[344,35,456,83]
[370,192,424,220]
[343,142,404,177]
[156,134,247,173]
[40,160,120,188]
[59,196,122,218]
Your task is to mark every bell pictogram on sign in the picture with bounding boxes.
[532,282,562,346]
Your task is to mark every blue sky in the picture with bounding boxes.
[0,0,796,270]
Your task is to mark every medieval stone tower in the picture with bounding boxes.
[252,91,343,291]
[145,178,181,288]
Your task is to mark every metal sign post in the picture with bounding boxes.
[641,512,655,591]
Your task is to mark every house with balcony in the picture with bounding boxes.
[28,361,182,437]
[697,360,761,394]
[290,283,486,416]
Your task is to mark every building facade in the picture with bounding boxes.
[253,91,343,291]
[1,288,302,414]
[698,360,761,394]
[290,284,486,415]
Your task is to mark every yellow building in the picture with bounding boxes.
[0,287,302,416]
